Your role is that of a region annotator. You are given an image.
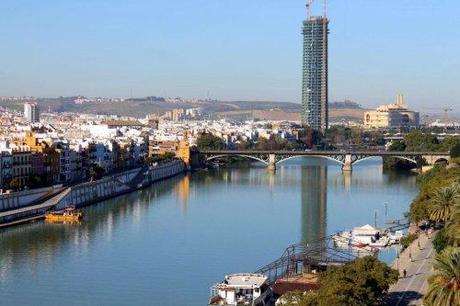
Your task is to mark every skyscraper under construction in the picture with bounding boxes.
[301,1,329,131]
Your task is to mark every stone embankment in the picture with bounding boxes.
[0,160,186,227]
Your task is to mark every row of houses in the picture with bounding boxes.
[0,132,147,192]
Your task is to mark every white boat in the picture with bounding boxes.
[369,236,390,248]
[388,230,404,244]
[332,233,351,248]
[209,273,271,306]
[351,224,381,246]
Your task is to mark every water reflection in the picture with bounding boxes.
[175,174,190,210]
[0,161,418,306]
[300,163,327,243]
[0,175,183,281]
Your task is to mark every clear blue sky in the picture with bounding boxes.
[0,0,459,109]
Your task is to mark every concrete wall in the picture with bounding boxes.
[0,160,185,226]
[0,185,64,212]
[55,161,185,210]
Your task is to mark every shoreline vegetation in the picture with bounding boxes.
[276,132,460,306]
[410,165,460,306]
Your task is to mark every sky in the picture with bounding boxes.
[0,0,459,110]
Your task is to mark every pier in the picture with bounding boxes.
[253,236,368,291]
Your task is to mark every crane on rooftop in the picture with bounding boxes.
[305,0,327,19]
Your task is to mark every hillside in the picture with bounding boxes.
[0,97,367,122]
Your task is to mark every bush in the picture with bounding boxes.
[316,256,398,306]
[432,228,449,253]
[146,152,175,164]
[196,133,225,150]
[450,143,460,158]
[278,290,318,306]
[400,233,417,251]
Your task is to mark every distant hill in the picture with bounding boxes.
[0,96,367,122]
[329,100,363,109]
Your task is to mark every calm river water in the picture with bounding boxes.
[0,159,418,306]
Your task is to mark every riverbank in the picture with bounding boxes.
[0,160,186,227]
[386,231,435,305]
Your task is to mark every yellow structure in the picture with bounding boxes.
[23,131,46,153]
[177,131,191,165]
[363,95,419,129]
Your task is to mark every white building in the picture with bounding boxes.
[24,102,40,123]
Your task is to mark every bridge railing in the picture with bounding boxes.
[198,150,450,156]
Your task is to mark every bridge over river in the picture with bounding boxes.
[198,150,450,171]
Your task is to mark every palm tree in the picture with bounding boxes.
[446,202,460,246]
[429,185,460,222]
[424,247,460,306]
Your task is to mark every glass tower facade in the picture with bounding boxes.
[301,16,329,131]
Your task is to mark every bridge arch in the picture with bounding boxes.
[276,155,345,166]
[391,156,418,165]
[351,156,383,166]
[205,154,268,165]
[352,155,418,166]
[434,157,449,164]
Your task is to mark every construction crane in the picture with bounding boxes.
[305,0,327,19]
[442,108,453,125]
[424,106,454,132]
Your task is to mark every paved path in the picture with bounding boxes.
[386,233,435,306]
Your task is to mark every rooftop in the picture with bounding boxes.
[216,273,267,289]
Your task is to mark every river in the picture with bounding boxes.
[0,158,418,306]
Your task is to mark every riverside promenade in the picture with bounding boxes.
[385,232,435,306]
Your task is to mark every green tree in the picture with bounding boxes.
[87,164,105,180]
[424,247,460,306]
[145,152,176,164]
[403,131,440,151]
[409,167,460,222]
[196,133,225,150]
[429,185,460,222]
[298,126,321,149]
[236,139,253,150]
[278,290,318,306]
[445,201,460,247]
[389,140,406,151]
[255,135,299,151]
[28,175,44,189]
[441,136,460,154]
[8,178,21,191]
[450,143,460,158]
[433,228,449,253]
[384,140,413,169]
[316,256,398,306]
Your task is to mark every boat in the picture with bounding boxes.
[45,206,82,222]
[388,230,404,244]
[333,225,386,247]
[351,224,382,246]
[332,232,351,248]
[369,236,390,248]
[208,273,271,306]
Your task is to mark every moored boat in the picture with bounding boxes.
[369,236,390,248]
[209,273,271,306]
[45,206,82,222]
